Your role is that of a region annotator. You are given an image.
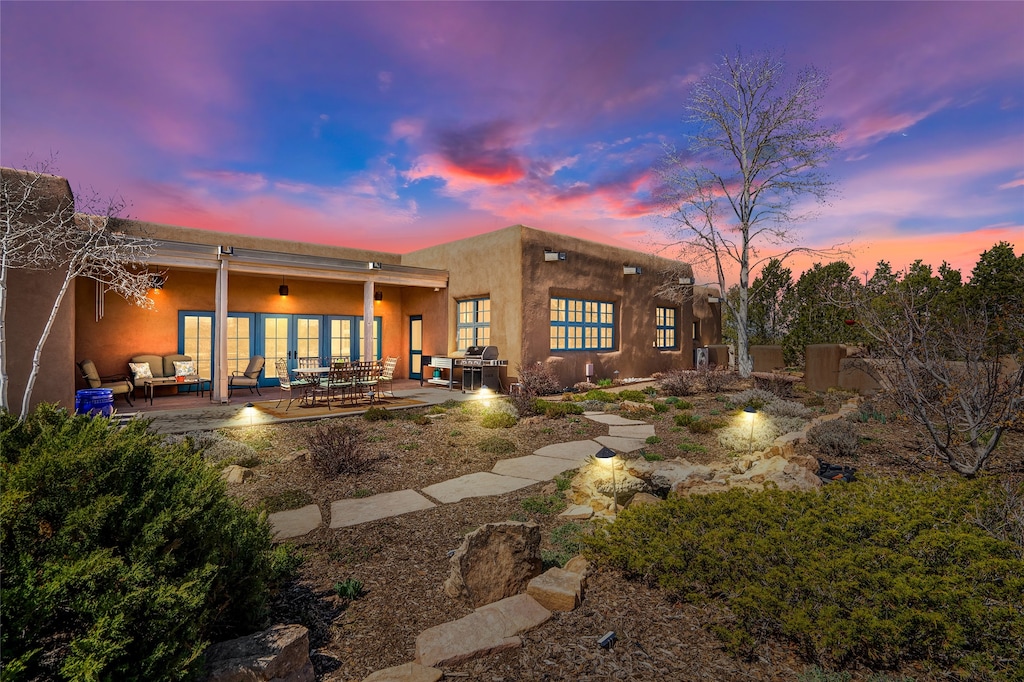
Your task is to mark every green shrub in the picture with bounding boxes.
[674,413,697,428]
[362,406,392,421]
[0,405,289,680]
[678,441,708,454]
[521,494,567,515]
[617,389,648,403]
[688,417,725,434]
[581,389,617,403]
[676,400,694,410]
[597,378,614,387]
[584,476,1024,677]
[652,401,670,413]
[478,435,516,455]
[543,522,587,568]
[641,451,664,461]
[536,400,585,418]
[554,471,574,492]
[333,578,365,600]
[805,394,826,407]
[481,411,517,428]
[645,435,662,445]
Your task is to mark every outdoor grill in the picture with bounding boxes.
[456,345,507,391]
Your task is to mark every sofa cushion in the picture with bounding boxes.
[129,362,153,381]
[173,360,197,377]
[131,354,166,378]
[163,354,191,378]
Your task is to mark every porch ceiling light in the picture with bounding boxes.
[367,261,382,270]
[279,284,289,296]
[374,291,383,302]
[218,245,234,256]
[623,265,642,275]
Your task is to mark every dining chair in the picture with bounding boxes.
[274,358,312,411]
[377,356,399,398]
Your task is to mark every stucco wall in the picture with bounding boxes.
[2,169,77,414]
[74,269,427,382]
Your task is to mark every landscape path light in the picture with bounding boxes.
[595,446,619,514]
[743,406,757,458]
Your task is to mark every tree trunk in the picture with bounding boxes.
[0,260,8,411]
[20,270,73,417]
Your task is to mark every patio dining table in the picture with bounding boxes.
[292,366,332,406]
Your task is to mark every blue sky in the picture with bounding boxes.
[2,1,1021,281]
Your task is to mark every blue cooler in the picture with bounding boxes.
[75,388,114,417]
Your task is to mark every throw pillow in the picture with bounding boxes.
[129,362,153,381]
[173,360,197,377]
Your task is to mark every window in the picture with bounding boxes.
[693,320,701,341]
[550,297,614,350]
[656,307,677,349]
[457,298,490,350]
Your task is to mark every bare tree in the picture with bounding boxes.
[854,283,1023,477]
[1,163,157,416]
[656,50,841,377]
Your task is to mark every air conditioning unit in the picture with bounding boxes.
[694,347,709,368]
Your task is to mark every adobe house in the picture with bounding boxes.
[3,168,721,413]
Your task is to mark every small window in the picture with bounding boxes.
[656,307,677,349]
[692,320,701,341]
[550,297,615,351]
[457,298,490,350]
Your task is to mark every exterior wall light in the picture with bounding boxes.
[595,446,619,513]
[279,278,289,297]
[218,245,234,256]
[374,291,383,302]
[623,265,642,275]
[708,296,721,303]
[678,276,694,285]
[544,250,566,262]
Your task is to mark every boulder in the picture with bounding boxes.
[363,663,442,682]
[563,556,593,578]
[627,492,662,508]
[527,567,584,611]
[204,624,313,682]
[443,522,542,607]
[221,465,254,484]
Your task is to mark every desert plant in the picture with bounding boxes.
[201,437,259,467]
[676,399,694,410]
[481,411,517,428]
[521,494,567,515]
[645,435,662,444]
[728,388,779,409]
[658,368,700,396]
[303,421,368,476]
[516,361,562,397]
[763,399,815,420]
[688,417,726,434]
[536,400,585,418]
[263,488,315,513]
[362,406,392,421]
[717,415,781,452]
[674,413,697,428]
[617,389,648,403]
[652,401,670,413]
[0,405,289,680]
[333,578,365,600]
[808,419,860,459]
[577,399,610,412]
[579,389,618,403]
[698,364,737,393]
[478,435,516,455]
[543,522,587,568]
[597,378,614,387]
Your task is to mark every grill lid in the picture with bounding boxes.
[465,345,499,360]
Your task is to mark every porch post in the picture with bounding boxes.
[363,280,375,361]
[214,259,229,402]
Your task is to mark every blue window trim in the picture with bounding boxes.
[656,306,678,349]
[549,297,615,351]
[456,297,490,350]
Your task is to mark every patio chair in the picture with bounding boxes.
[321,365,354,409]
[274,358,313,411]
[377,356,399,398]
[77,359,135,406]
[353,360,379,403]
[297,356,321,370]
[228,355,264,398]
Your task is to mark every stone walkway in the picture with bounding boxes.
[268,413,654,540]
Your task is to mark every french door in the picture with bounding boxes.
[409,315,423,380]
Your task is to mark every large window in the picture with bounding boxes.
[550,297,615,350]
[656,307,677,349]
[457,298,490,350]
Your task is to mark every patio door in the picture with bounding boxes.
[263,314,322,381]
[409,315,423,380]
[180,311,254,380]
[328,315,382,362]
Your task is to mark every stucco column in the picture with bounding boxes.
[363,280,375,361]
[213,259,229,402]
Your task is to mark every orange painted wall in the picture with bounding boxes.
[74,269,437,381]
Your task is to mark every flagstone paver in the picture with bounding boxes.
[414,594,552,668]
[594,434,648,453]
[421,472,538,504]
[608,424,656,439]
[583,413,649,426]
[532,439,604,462]
[269,504,323,540]
[492,455,584,481]
[330,490,436,529]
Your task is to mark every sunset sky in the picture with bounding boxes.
[2,1,1021,284]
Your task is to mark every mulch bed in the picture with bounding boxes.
[220,384,1021,681]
